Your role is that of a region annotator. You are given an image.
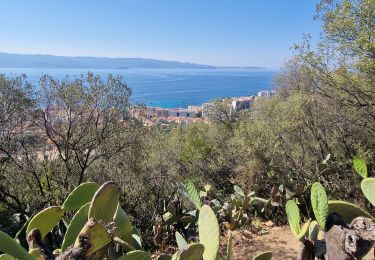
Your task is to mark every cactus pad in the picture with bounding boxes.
[297,220,311,241]
[61,202,90,251]
[114,205,133,243]
[0,231,33,260]
[184,181,202,209]
[26,206,65,239]
[88,181,120,223]
[175,231,188,251]
[308,220,319,241]
[62,182,99,211]
[361,177,375,207]
[328,200,374,223]
[180,243,205,260]
[198,205,220,260]
[310,182,328,229]
[74,218,112,257]
[353,157,367,178]
[285,200,300,239]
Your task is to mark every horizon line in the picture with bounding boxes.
[0,51,273,69]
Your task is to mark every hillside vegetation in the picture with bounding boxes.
[0,0,375,259]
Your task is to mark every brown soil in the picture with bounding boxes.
[221,224,375,260]
[221,225,299,260]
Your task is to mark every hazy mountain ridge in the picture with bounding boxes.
[0,52,264,69]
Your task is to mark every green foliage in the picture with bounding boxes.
[114,205,134,243]
[285,200,300,239]
[285,199,310,242]
[88,181,120,223]
[62,182,99,211]
[0,254,14,260]
[198,205,220,260]
[218,185,267,230]
[61,202,90,251]
[252,251,272,260]
[183,181,202,209]
[353,157,368,179]
[361,177,375,207]
[310,182,328,229]
[26,206,65,238]
[0,231,33,260]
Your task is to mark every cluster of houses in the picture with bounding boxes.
[131,90,275,126]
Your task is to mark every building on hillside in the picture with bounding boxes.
[201,102,214,119]
[188,105,203,117]
[168,109,196,118]
[257,90,276,98]
[231,96,254,111]
[156,108,169,117]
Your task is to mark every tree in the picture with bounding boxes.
[0,74,43,214]
[33,73,133,189]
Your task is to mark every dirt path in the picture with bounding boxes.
[221,226,299,259]
[222,225,375,260]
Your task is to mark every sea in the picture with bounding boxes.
[0,68,278,108]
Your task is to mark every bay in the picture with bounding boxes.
[0,68,277,108]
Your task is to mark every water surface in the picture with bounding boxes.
[0,68,278,108]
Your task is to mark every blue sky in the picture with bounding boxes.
[0,1,321,68]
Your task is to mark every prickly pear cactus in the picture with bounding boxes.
[114,205,134,244]
[310,182,328,230]
[175,231,188,251]
[62,182,99,211]
[353,157,368,179]
[285,200,301,238]
[298,220,311,241]
[26,206,65,239]
[61,202,91,251]
[361,178,375,207]
[172,243,205,260]
[184,180,202,209]
[328,200,374,223]
[74,218,112,257]
[0,254,14,260]
[308,220,319,241]
[0,231,33,260]
[198,205,220,260]
[88,181,120,223]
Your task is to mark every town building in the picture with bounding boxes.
[257,90,276,98]
[201,102,214,119]
[231,96,255,111]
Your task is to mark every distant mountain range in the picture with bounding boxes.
[0,52,265,69]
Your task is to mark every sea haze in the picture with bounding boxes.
[0,68,277,108]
